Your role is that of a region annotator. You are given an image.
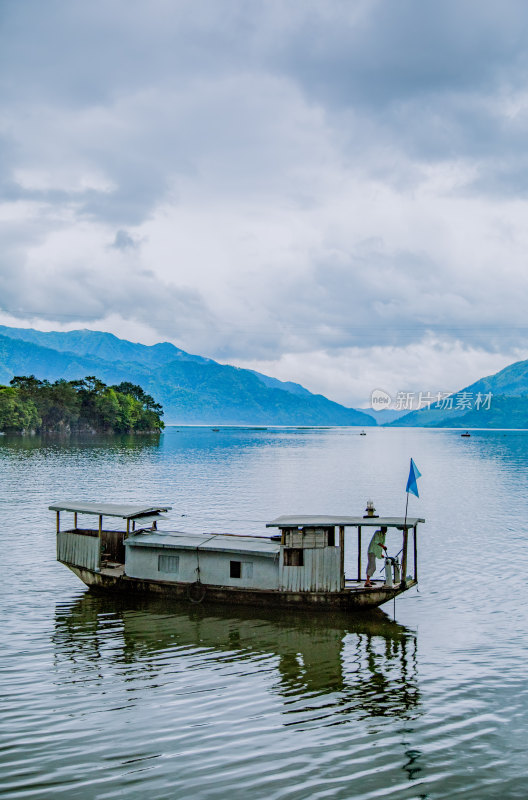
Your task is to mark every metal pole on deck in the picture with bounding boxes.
[401,527,408,584]
[413,525,418,581]
[401,492,409,585]
[339,526,345,589]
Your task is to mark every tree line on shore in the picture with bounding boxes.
[0,376,164,434]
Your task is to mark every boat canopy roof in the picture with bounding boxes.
[125,531,280,558]
[266,515,425,529]
[49,502,171,519]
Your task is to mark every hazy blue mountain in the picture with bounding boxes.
[144,360,375,425]
[360,408,409,424]
[463,358,528,397]
[248,371,312,397]
[393,395,528,429]
[0,325,212,368]
[0,328,375,426]
[0,326,315,399]
[391,357,528,428]
[0,334,131,385]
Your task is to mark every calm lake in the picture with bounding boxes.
[1,426,527,799]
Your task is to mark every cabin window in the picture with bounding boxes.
[230,560,241,578]
[284,548,304,567]
[230,561,253,579]
[158,554,180,574]
[327,529,335,547]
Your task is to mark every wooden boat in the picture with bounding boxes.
[51,502,424,611]
[461,431,471,437]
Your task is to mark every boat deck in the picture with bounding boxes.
[100,562,125,577]
[345,578,407,593]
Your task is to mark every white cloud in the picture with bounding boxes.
[13,167,115,194]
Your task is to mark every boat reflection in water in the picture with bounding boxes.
[53,595,419,722]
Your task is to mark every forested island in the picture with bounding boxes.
[0,376,164,434]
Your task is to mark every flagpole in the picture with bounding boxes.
[402,460,411,585]
[403,457,420,586]
[404,457,411,527]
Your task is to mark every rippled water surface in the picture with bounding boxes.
[1,427,528,799]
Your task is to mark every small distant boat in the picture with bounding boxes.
[360,430,367,436]
[212,428,220,432]
[50,502,424,612]
[461,431,471,437]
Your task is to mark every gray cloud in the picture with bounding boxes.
[207,240,528,362]
[0,253,216,345]
[111,230,140,251]
[2,2,527,208]
[277,2,528,105]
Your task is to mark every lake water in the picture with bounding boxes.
[1,426,527,799]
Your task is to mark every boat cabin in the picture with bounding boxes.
[266,515,424,592]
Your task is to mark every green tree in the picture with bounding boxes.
[116,393,141,431]
[112,382,163,415]
[94,387,121,430]
[0,386,41,432]
[10,375,45,399]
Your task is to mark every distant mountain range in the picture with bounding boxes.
[359,408,409,424]
[3,325,526,428]
[0,326,375,426]
[390,358,528,428]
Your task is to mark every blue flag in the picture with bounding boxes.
[406,458,422,497]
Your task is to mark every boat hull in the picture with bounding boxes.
[66,565,416,611]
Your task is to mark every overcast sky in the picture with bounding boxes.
[1,0,528,407]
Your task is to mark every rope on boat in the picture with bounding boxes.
[186,541,212,604]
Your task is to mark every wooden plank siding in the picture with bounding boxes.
[283,529,333,548]
[57,531,101,571]
[279,547,341,592]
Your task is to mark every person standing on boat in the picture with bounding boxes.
[365,526,387,587]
